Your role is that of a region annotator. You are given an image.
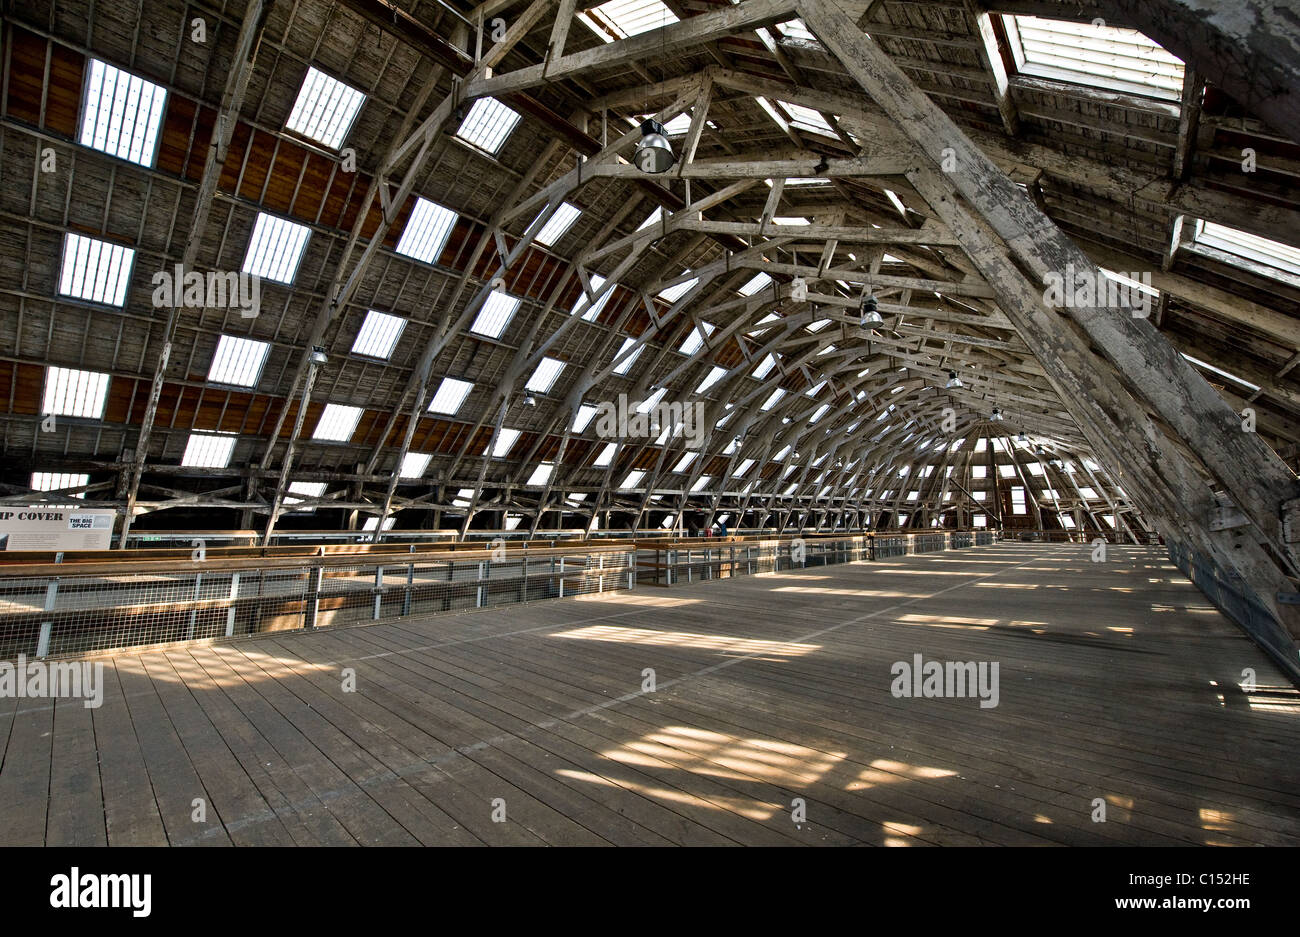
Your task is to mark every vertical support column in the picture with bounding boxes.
[36,578,59,658]
[226,572,240,637]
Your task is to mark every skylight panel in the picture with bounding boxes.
[579,0,678,43]
[573,404,599,434]
[181,432,236,469]
[313,403,363,441]
[690,475,712,493]
[673,452,697,473]
[678,321,715,355]
[612,337,643,375]
[428,377,474,415]
[78,59,167,167]
[399,452,432,478]
[774,18,816,42]
[207,335,270,388]
[452,488,475,508]
[783,482,799,496]
[58,233,134,306]
[285,481,326,505]
[572,274,614,321]
[492,428,521,458]
[658,277,699,304]
[526,462,554,486]
[31,472,88,498]
[242,213,311,285]
[1007,15,1184,100]
[998,464,1017,479]
[637,206,663,232]
[761,388,786,411]
[752,354,777,380]
[809,403,831,423]
[534,202,582,247]
[619,470,646,489]
[781,101,837,137]
[739,272,772,296]
[351,310,406,359]
[734,459,755,477]
[594,442,618,467]
[1193,220,1300,279]
[772,216,810,226]
[806,379,827,397]
[362,515,396,532]
[43,366,110,418]
[395,198,458,265]
[695,366,726,394]
[470,291,521,339]
[285,67,365,149]
[505,514,524,530]
[1182,353,1261,392]
[526,357,566,394]
[773,445,791,461]
[455,97,522,155]
[636,387,667,415]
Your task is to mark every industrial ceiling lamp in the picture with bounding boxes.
[523,393,537,407]
[1035,444,1046,456]
[1018,430,1027,442]
[945,370,962,389]
[860,294,883,326]
[309,346,328,365]
[989,407,1004,422]
[634,119,676,174]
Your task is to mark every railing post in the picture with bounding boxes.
[373,566,384,620]
[305,564,323,629]
[226,572,240,636]
[36,577,59,658]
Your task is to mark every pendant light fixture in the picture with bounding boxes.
[989,407,1004,422]
[860,293,883,326]
[945,370,962,389]
[634,119,676,173]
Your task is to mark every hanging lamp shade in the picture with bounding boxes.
[990,407,1004,422]
[861,294,883,326]
[945,370,962,389]
[634,119,676,174]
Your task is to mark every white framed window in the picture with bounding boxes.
[207,335,270,388]
[43,366,110,418]
[455,97,522,155]
[428,377,474,415]
[1011,487,1027,515]
[761,388,786,411]
[572,404,599,434]
[242,212,311,285]
[1004,15,1184,101]
[395,198,458,265]
[593,442,618,467]
[470,291,520,339]
[491,428,521,458]
[285,67,365,149]
[1192,219,1300,279]
[678,321,715,355]
[79,59,167,167]
[658,277,698,303]
[526,462,554,486]
[673,452,697,473]
[619,470,646,489]
[285,481,326,507]
[690,475,712,492]
[525,357,566,394]
[578,0,678,42]
[533,202,582,247]
[571,274,614,321]
[351,310,406,359]
[612,336,642,375]
[757,97,837,138]
[695,366,726,394]
[313,403,364,442]
[739,272,772,296]
[58,233,134,306]
[733,459,755,478]
[31,472,89,498]
[182,432,236,468]
[362,515,396,532]
[399,452,432,478]
[809,403,831,423]
[752,354,777,380]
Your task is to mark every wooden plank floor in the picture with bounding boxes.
[2,542,1297,846]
